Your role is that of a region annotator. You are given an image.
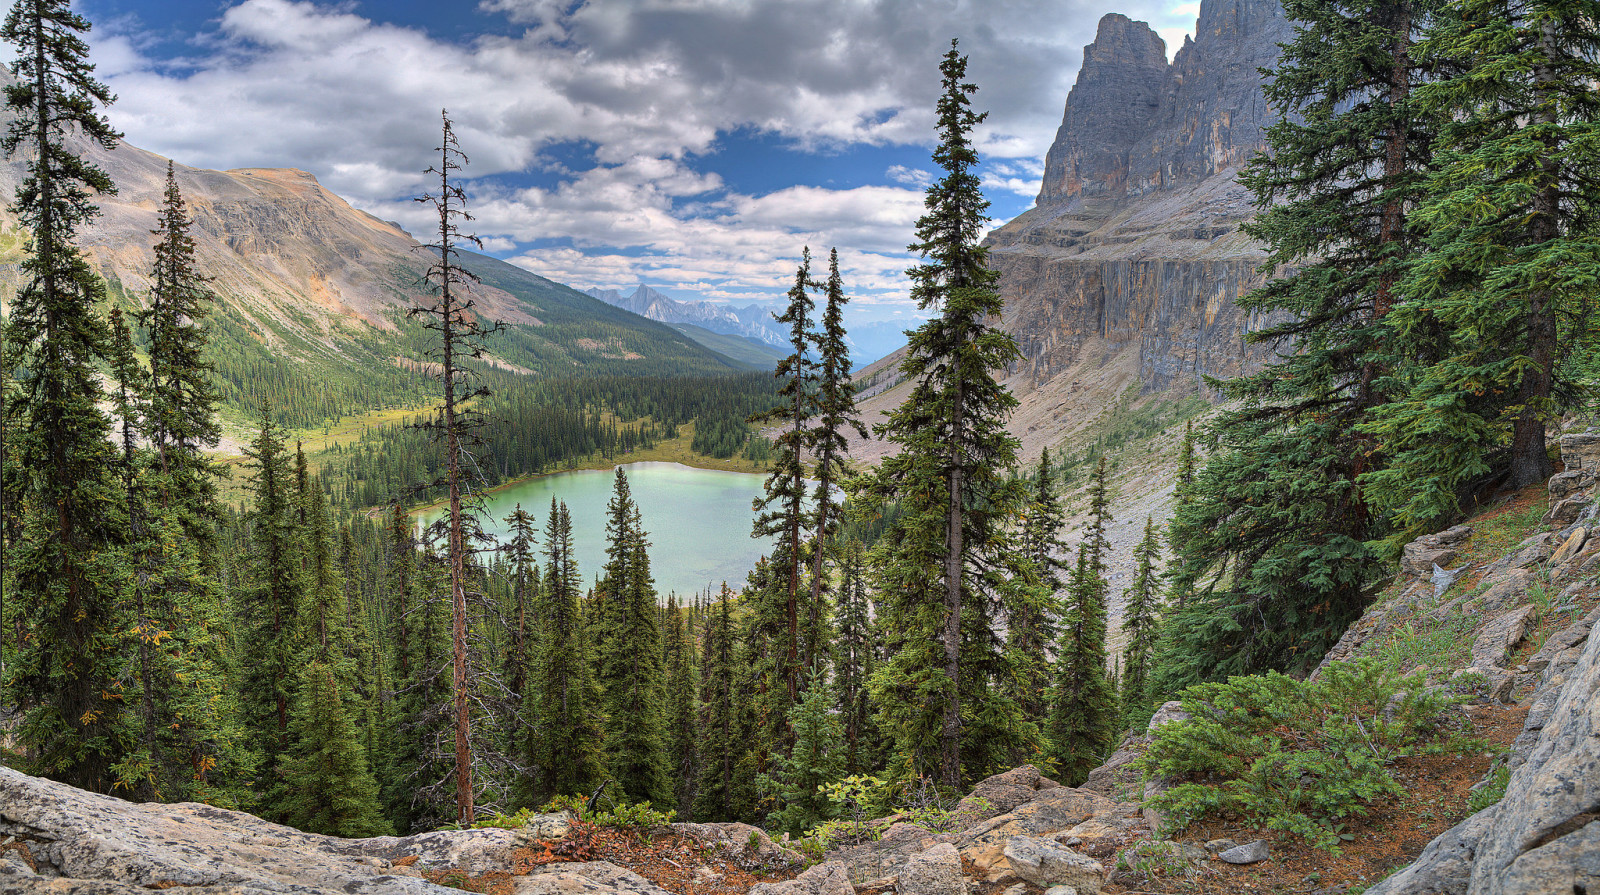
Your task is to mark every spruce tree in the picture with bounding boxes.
[1156,0,1437,687]
[1120,517,1162,730]
[237,404,307,810]
[279,661,392,838]
[766,668,844,835]
[833,538,878,775]
[1364,0,1600,515]
[1044,543,1116,785]
[806,248,867,673]
[1011,450,1068,724]
[501,504,537,711]
[2,0,128,792]
[141,161,223,547]
[597,469,670,806]
[693,585,743,820]
[525,498,605,804]
[751,248,818,711]
[663,594,699,818]
[865,40,1027,789]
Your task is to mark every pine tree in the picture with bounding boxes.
[278,661,392,838]
[865,40,1027,789]
[1364,0,1600,516]
[525,498,605,804]
[597,469,670,806]
[751,249,818,713]
[409,109,498,826]
[2,0,128,792]
[1120,517,1162,730]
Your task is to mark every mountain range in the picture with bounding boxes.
[0,134,754,428]
[585,284,916,368]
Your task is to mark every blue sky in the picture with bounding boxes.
[79,0,1202,323]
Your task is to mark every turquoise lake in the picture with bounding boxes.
[427,461,774,598]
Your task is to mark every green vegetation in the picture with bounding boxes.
[1139,660,1479,851]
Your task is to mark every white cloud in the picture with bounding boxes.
[91,0,1206,310]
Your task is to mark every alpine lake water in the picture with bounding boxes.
[422,461,775,599]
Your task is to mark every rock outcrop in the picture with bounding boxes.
[988,0,1293,397]
[0,766,510,892]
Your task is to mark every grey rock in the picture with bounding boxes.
[1481,536,1555,582]
[0,766,495,893]
[1546,470,1591,504]
[1003,836,1103,893]
[514,862,675,895]
[1203,838,1238,854]
[672,822,805,870]
[829,823,951,886]
[1374,564,1600,893]
[520,811,575,841]
[1433,562,1465,598]
[1364,809,1496,895]
[899,844,964,895]
[748,860,855,895]
[1549,527,1588,567]
[1542,496,1590,527]
[1559,432,1600,475]
[1403,525,1474,580]
[1218,840,1269,864]
[1470,604,1537,671]
[955,765,1065,827]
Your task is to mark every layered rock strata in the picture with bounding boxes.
[987,0,1293,397]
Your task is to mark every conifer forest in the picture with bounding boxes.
[1,0,1598,855]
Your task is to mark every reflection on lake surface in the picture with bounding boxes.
[424,461,772,598]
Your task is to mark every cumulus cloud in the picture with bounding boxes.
[92,0,1202,311]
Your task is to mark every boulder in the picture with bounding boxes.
[748,860,855,895]
[828,821,950,886]
[1546,470,1590,504]
[1469,604,1537,670]
[898,843,964,895]
[1480,535,1555,582]
[0,766,500,893]
[954,765,1065,827]
[954,788,1132,879]
[1542,496,1590,527]
[1402,525,1473,580]
[1002,836,1103,893]
[1217,840,1270,865]
[1368,574,1600,894]
[1559,432,1600,474]
[672,822,805,871]
[514,862,675,895]
[1549,527,1588,566]
[1436,568,1534,620]
[1139,702,1191,831]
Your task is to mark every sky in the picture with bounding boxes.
[79,0,1202,324]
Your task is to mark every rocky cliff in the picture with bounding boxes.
[988,0,1292,398]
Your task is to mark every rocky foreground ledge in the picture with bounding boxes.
[0,759,1149,895]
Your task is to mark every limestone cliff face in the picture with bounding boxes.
[992,0,1292,398]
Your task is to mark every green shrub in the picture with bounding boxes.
[590,801,676,829]
[1138,659,1476,850]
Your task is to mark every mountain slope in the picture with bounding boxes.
[0,136,743,426]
